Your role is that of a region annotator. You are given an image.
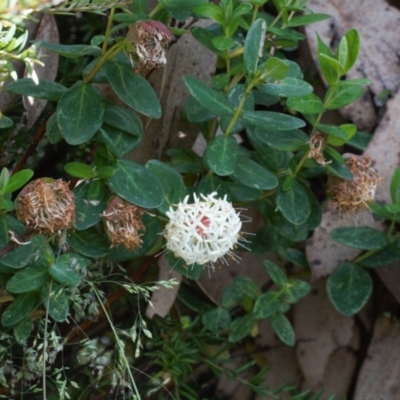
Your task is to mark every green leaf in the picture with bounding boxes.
[0,115,13,129]
[327,262,372,316]
[325,159,353,180]
[6,267,50,294]
[67,227,111,258]
[336,36,348,70]
[57,81,104,145]
[263,260,287,288]
[317,123,348,140]
[255,128,308,151]
[262,57,290,80]
[184,97,216,123]
[268,312,295,346]
[244,19,266,74]
[204,135,239,176]
[220,285,243,310]
[42,283,69,322]
[100,125,141,157]
[276,180,311,225]
[190,26,226,58]
[326,123,357,146]
[234,276,261,300]
[4,170,33,193]
[64,162,93,179]
[286,13,330,27]
[183,76,233,117]
[45,113,63,144]
[212,36,235,50]
[103,59,161,119]
[7,78,67,101]
[0,240,34,269]
[14,318,32,343]
[231,157,278,190]
[347,130,372,151]
[103,103,143,137]
[220,84,254,134]
[228,314,256,343]
[161,0,206,10]
[342,29,360,72]
[330,227,388,250]
[325,85,364,110]
[193,3,224,24]
[49,254,86,286]
[166,252,203,280]
[242,110,305,130]
[202,307,231,332]
[145,160,187,214]
[197,175,231,200]
[108,159,164,208]
[2,292,38,327]
[73,181,107,230]
[319,54,344,86]
[359,243,400,268]
[0,168,9,193]
[38,42,101,58]
[253,291,289,319]
[226,182,262,202]
[390,167,400,204]
[282,279,311,304]
[258,77,313,98]
[286,93,325,114]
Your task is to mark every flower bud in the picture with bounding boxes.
[164,192,244,266]
[101,196,145,250]
[126,20,173,73]
[328,154,380,213]
[16,178,75,234]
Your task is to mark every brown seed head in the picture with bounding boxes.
[308,132,331,166]
[102,196,145,250]
[126,20,173,73]
[328,154,380,213]
[16,178,75,235]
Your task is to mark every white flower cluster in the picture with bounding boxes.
[164,192,243,266]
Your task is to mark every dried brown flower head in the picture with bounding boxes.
[127,20,173,73]
[308,132,330,166]
[16,178,75,235]
[328,154,380,213]
[102,196,145,250]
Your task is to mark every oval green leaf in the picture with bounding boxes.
[6,266,50,294]
[327,262,372,316]
[330,227,388,250]
[2,292,38,327]
[231,157,278,190]
[244,19,266,74]
[57,81,105,145]
[204,135,239,176]
[108,159,164,208]
[103,59,161,119]
[242,110,305,130]
[268,312,295,346]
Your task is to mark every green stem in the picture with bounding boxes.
[251,4,259,23]
[294,150,310,175]
[270,9,283,28]
[83,43,122,84]
[149,3,163,18]
[227,72,245,91]
[101,6,116,55]
[224,83,254,137]
[228,46,244,59]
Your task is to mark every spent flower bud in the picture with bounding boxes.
[16,178,75,234]
[102,196,145,250]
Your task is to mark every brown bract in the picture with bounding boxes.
[127,20,173,74]
[101,196,145,251]
[16,178,75,235]
[328,155,380,213]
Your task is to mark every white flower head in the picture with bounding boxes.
[164,192,244,266]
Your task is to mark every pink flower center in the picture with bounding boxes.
[196,215,210,238]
